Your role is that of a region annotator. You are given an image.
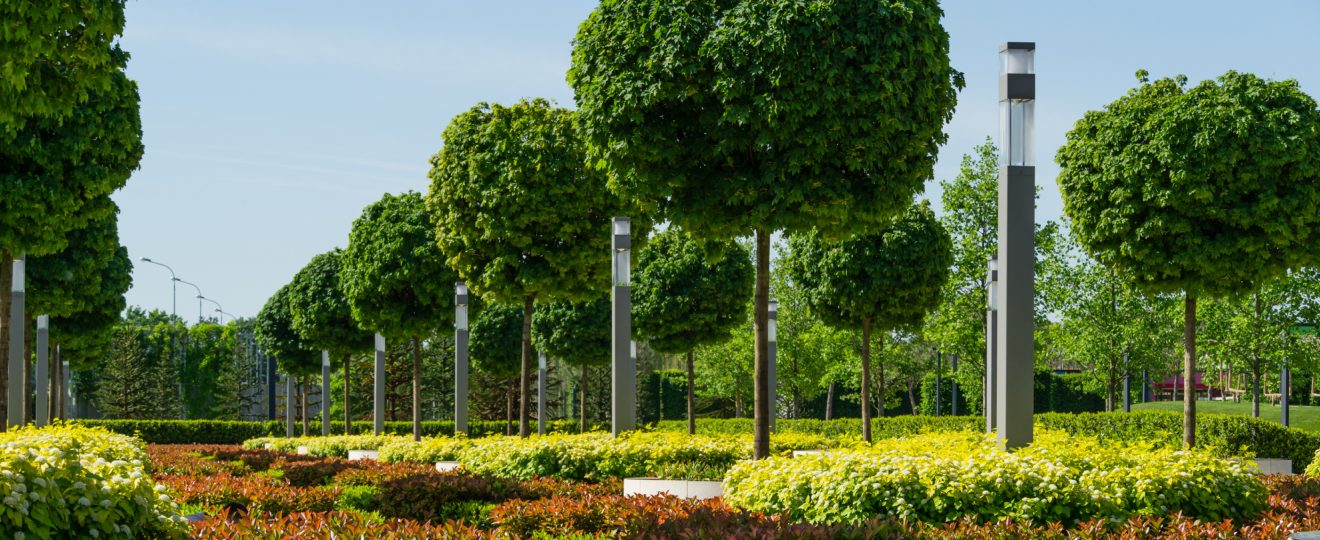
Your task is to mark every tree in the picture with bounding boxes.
[1057,70,1320,446]
[340,192,457,441]
[785,203,952,441]
[96,326,177,419]
[255,283,320,431]
[288,248,374,433]
[570,0,961,457]
[468,301,524,434]
[531,295,610,433]
[632,230,752,434]
[428,98,643,437]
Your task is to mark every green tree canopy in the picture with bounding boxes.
[289,248,373,359]
[633,230,753,354]
[531,296,610,367]
[255,283,320,377]
[469,302,523,381]
[428,98,644,437]
[786,202,952,440]
[49,242,132,373]
[1057,70,1320,446]
[569,0,961,457]
[29,200,123,318]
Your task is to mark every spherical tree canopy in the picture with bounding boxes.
[786,202,953,330]
[1,69,142,257]
[341,191,456,339]
[468,301,523,379]
[569,0,962,239]
[0,1,128,130]
[632,230,753,354]
[531,295,611,368]
[255,283,320,377]
[427,98,647,305]
[29,201,123,318]
[288,248,373,358]
[1058,71,1320,297]
[50,244,131,372]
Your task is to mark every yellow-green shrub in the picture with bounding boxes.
[243,435,405,458]
[378,437,472,464]
[724,430,1267,525]
[0,423,188,539]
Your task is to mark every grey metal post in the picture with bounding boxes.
[985,259,998,433]
[611,217,635,435]
[951,354,959,416]
[1282,359,1290,427]
[35,315,49,426]
[266,355,277,420]
[7,255,25,430]
[768,300,777,432]
[61,360,71,419]
[538,351,547,435]
[455,282,470,436]
[996,41,1036,449]
[935,350,941,417]
[374,333,385,436]
[285,373,295,437]
[321,350,331,436]
[1142,370,1150,402]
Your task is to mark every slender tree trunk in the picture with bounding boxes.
[1106,362,1117,413]
[1252,294,1262,418]
[0,253,10,423]
[686,350,696,435]
[505,380,513,436]
[907,380,918,414]
[579,365,587,433]
[411,336,422,441]
[343,354,352,434]
[299,380,309,436]
[752,228,771,459]
[860,317,873,442]
[824,383,834,420]
[1184,293,1197,448]
[519,296,534,438]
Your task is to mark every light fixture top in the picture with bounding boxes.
[1000,42,1036,52]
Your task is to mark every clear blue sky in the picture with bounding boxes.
[113,1,1320,323]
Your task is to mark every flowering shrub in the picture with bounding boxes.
[0,423,187,539]
[190,510,489,539]
[377,436,472,463]
[242,434,406,458]
[157,472,340,514]
[724,430,1267,525]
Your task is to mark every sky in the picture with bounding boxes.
[112,0,1320,323]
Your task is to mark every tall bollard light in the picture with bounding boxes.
[538,351,547,435]
[611,217,635,435]
[285,373,295,438]
[455,282,470,436]
[7,255,25,430]
[951,354,959,416]
[996,41,1036,449]
[985,259,998,433]
[321,351,331,436]
[374,333,385,436]
[1282,357,1291,427]
[62,359,71,419]
[768,300,778,432]
[35,315,49,426]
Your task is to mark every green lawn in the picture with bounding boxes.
[1132,400,1320,433]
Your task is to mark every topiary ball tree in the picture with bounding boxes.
[469,301,525,434]
[428,98,646,438]
[340,191,457,441]
[1057,70,1320,447]
[570,0,962,457]
[255,282,322,432]
[632,230,753,435]
[785,202,952,442]
[288,248,375,434]
[531,295,611,433]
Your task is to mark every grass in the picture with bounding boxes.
[1132,400,1320,433]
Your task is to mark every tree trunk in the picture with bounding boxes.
[1184,293,1197,448]
[686,350,696,435]
[907,380,918,414]
[299,380,309,436]
[505,380,513,436]
[824,383,834,420]
[519,296,534,438]
[579,365,587,433]
[860,317,873,443]
[412,336,422,441]
[1252,294,1262,418]
[752,227,771,459]
[1106,362,1117,413]
[0,253,10,423]
[342,354,352,434]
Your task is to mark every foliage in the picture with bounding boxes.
[340,191,456,339]
[72,419,606,445]
[467,301,523,380]
[287,249,373,358]
[0,423,186,539]
[254,283,320,376]
[633,230,753,353]
[531,294,611,368]
[160,472,341,514]
[725,430,1266,524]
[27,204,128,318]
[95,326,179,419]
[190,511,484,539]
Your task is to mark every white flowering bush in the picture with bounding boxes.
[0,423,187,539]
[724,430,1268,525]
[377,436,471,464]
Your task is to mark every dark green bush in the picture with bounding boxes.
[918,371,971,416]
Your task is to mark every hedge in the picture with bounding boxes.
[70,419,608,445]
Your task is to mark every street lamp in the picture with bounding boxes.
[174,278,203,323]
[985,257,998,433]
[611,217,635,436]
[35,315,49,426]
[140,257,177,320]
[215,309,238,324]
[374,332,385,436]
[6,255,25,429]
[996,41,1036,449]
[455,282,470,436]
[768,299,777,431]
[199,296,221,323]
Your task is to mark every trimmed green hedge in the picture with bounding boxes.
[656,411,1320,472]
[71,419,608,445]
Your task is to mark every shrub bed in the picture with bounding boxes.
[0,424,187,539]
[75,419,606,445]
[724,430,1266,525]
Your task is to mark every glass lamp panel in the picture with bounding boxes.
[613,218,630,236]
[1000,49,1034,74]
[1004,100,1035,166]
[456,282,468,297]
[613,249,630,286]
[11,258,23,292]
[455,306,468,330]
[768,321,777,343]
